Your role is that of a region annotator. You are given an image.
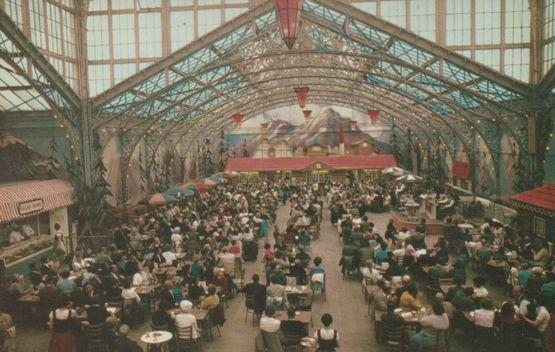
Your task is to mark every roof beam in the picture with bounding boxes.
[311,0,532,97]
[90,0,276,110]
[0,11,82,114]
[537,64,555,95]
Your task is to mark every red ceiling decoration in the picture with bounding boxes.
[232,113,243,128]
[294,86,309,108]
[260,122,269,129]
[303,110,312,119]
[273,0,304,49]
[369,109,379,125]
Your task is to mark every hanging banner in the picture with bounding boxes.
[294,87,309,108]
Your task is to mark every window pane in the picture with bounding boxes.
[112,14,136,60]
[224,7,248,22]
[475,0,501,45]
[504,48,530,82]
[475,49,500,71]
[114,63,137,85]
[138,13,162,58]
[88,64,111,96]
[198,9,221,36]
[352,1,377,15]
[87,15,110,60]
[170,11,195,51]
[381,0,406,28]
[112,0,134,10]
[505,0,531,44]
[446,0,471,46]
[410,0,436,42]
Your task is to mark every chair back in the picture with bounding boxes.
[382,324,405,351]
[84,323,105,344]
[151,323,169,330]
[176,325,194,340]
[245,293,255,309]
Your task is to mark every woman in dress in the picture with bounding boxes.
[48,296,77,352]
[52,223,66,260]
[260,214,270,238]
[314,313,338,352]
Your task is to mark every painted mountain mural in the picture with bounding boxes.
[229,107,390,156]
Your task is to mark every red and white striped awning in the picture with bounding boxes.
[0,179,74,223]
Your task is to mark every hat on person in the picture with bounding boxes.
[180,300,193,311]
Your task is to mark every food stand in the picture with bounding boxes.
[0,179,74,268]
[509,183,554,241]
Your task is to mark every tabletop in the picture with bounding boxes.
[141,331,173,344]
[136,284,160,295]
[284,285,311,295]
[396,308,426,324]
[275,310,312,325]
[167,308,209,321]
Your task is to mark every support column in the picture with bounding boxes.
[529,0,544,84]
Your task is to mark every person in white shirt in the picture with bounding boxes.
[21,224,35,237]
[313,313,339,350]
[396,228,411,242]
[9,228,24,244]
[121,281,141,304]
[473,277,489,299]
[132,269,150,287]
[218,247,236,276]
[259,305,281,333]
[171,227,183,251]
[173,300,201,339]
[523,297,551,337]
[72,254,87,272]
[162,245,178,265]
[472,299,496,328]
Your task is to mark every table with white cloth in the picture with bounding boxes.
[141,330,173,352]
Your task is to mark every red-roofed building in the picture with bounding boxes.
[226,155,397,183]
[509,183,555,240]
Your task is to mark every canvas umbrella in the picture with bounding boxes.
[200,178,217,187]
[164,188,194,197]
[214,171,232,180]
[381,167,404,175]
[180,181,208,192]
[395,174,422,182]
[148,193,176,206]
[209,176,228,184]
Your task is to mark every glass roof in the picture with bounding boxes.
[0,58,49,111]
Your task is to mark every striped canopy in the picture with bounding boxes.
[382,167,405,176]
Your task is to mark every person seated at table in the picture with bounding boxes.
[267,275,286,307]
[527,267,545,298]
[76,282,103,308]
[28,262,43,289]
[113,324,142,352]
[85,296,109,326]
[160,279,182,307]
[186,278,206,306]
[173,300,201,339]
[48,296,78,352]
[213,268,229,296]
[375,242,389,266]
[200,285,220,310]
[541,272,555,312]
[309,257,325,291]
[435,292,454,320]
[295,245,311,266]
[121,280,141,306]
[384,258,404,280]
[70,254,86,273]
[399,283,422,311]
[229,239,242,258]
[281,305,308,339]
[266,262,287,286]
[533,240,550,267]
[296,229,311,248]
[314,313,339,352]
[218,247,236,277]
[56,271,76,298]
[409,301,449,350]
[471,298,496,330]
[260,305,281,333]
[452,287,477,312]
[151,301,172,328]
[263,243,275,266]
[396,228,411,242]
[428,262,451,282]
[132,265,151,287]
[38,276,59,324]
[445,276,465,302]
[472,277,489,299]
[162,245,177,266]
[191,255,205,281]
[519,263,533,288]
[373,280,391,314]
[290,259,308,285]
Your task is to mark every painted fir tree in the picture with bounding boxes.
[389,122,403,166]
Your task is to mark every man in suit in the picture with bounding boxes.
[239,274,266,317]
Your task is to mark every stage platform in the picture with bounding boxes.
[392,211,444,237]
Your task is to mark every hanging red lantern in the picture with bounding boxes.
[369,109,379,125]
[303,110,312,119]
[273,0,304,49]
[232,113,243,128]
[260,122,269,129]
[294,86,309,108]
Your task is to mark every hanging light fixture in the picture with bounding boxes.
[294,86,309,108]
[232,113,243,128]
[273,0,304,49]
[369,109,379,125]
[303,110,312,119]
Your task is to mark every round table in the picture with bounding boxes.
[141,331,173,352]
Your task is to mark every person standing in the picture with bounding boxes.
[52,223,67,261]
[314,313,338,352]
[48,297,77,352]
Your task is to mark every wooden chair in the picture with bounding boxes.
[83,322,107,352]
[420,331,448,352]
[282,328,305,352]
[312,273,326,301]
[151,322,169,330]
[381,324,406,351]
[244,293,259,326]
[175,325,202,352]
